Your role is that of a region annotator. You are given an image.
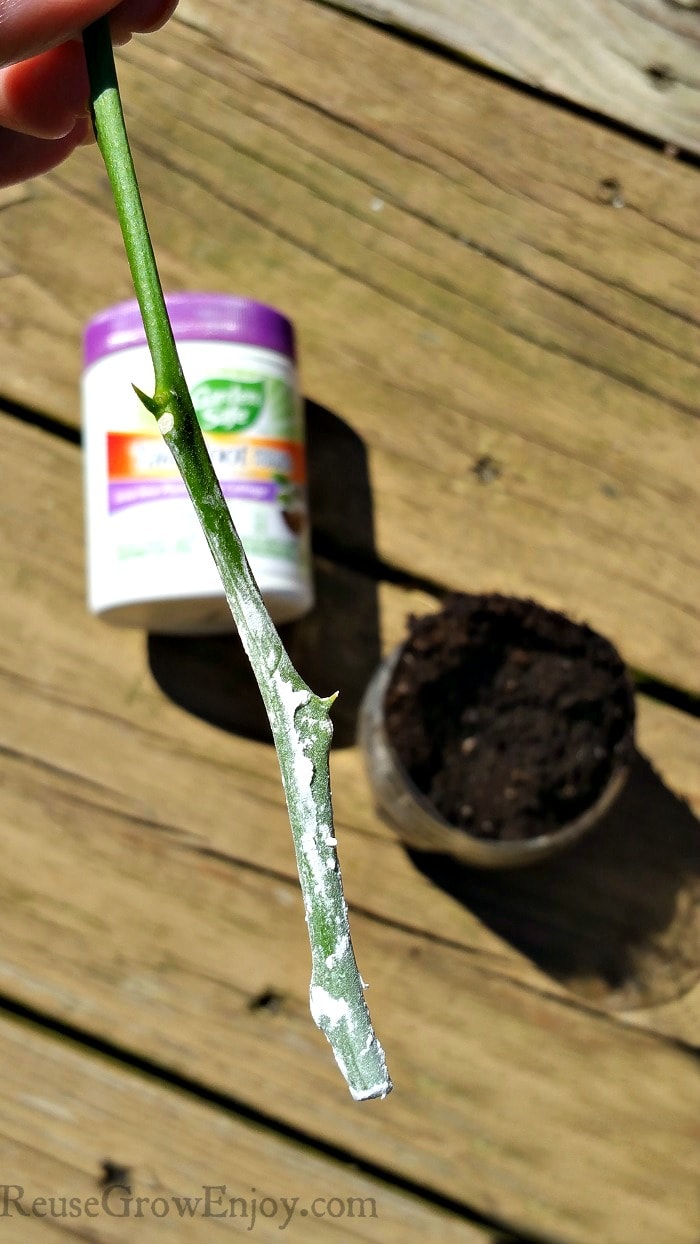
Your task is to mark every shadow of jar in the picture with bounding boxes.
[359,594,700,1014]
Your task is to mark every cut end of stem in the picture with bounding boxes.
[351,1078,394,1102]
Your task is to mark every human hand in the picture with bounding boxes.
[0,0,177,187]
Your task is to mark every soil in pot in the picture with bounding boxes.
[383,593,635,842]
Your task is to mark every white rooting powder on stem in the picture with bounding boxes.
[203,545,392,1101]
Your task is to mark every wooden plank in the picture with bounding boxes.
[2,407,699,1029]
[319,0,700,155]
[0,729,699,1244]
[0,1,698,691]
[0,1014,493,1242]
[1,411,699,1243]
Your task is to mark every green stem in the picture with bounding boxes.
[82,22,177,400]
[82,18,391,1101]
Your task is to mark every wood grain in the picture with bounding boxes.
[0,408,699,1243]
[0,0,698,692]
[318,0,700,154]
[2,407,700,1021]
[0,8,698,1237]
[0,1014,494,1241]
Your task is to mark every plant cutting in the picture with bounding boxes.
[82,18,391,1101]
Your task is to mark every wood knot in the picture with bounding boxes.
[472,454,502,484]
[99,1160,132,1190]
[248,988,283,1014]
[597,178,625,209]
[646,64,675,91]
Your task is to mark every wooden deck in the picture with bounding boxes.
[0,1,698,1239]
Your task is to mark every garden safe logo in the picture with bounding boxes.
[191,377,265,433]
[0,1185,378,1228]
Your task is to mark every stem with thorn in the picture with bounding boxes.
[82,17,391,1101]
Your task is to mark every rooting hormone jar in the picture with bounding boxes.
[82,293,314,633]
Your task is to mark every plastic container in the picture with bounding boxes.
[82,293,314,633]
[358,595,635,869]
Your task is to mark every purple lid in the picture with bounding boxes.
[84,292,296,366]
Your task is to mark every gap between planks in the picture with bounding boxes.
[1,414,699,1241]
[1,402,699,1044]
[1,384,697,719]
[0,1006,512,1243]
[0,0,698,691]
[313,0,700,158]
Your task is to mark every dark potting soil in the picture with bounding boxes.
[384,593,635,841]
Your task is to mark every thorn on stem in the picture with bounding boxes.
[132,383,160,415]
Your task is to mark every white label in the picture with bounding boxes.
[82,340,313,626]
